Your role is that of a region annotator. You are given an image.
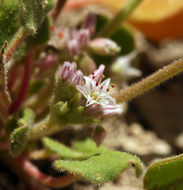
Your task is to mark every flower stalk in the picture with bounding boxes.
[97,0,143,37]
[115,58,183,103]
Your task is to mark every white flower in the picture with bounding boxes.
[76,76,122,116]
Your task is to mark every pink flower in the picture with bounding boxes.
[59,61,83,86]
[76,65,123,117]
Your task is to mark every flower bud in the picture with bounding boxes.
[82,13,96,37]
[71,70,83,86]
[78,29,90,49]
[89,38,121,56]
[89,64,105,83]
[79,54,96,75]
[58,61,77,80]
[68,39,81,56]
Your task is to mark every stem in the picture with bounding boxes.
[28,116,63,140]
[115,58,183,103]
[9,50,33,114]
[28,149,58,160]
[97,0,143,37]
[52,0,67,21]
[4,27,27,63]
[18,156,77,188]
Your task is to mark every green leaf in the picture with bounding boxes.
[0,0,20,49]
[0,43,11,125]
[54,151,144,184]
[72,138,108,155]
[42,138,107,160]
[10,109,35,157]
[19,0,54,34]
[144,154,183,190]
[42,137,84,160]
[28,16,51,45]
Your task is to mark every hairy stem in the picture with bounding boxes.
[28,116,64,140]
[97,0,143,37]
[9,49,33,114]
[18,156,77,188]
[115,58,183,103]
[4,27,27,63]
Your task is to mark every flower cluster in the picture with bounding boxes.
[58,61,122,118]
[49,14,96,56]
[76,64,123,117]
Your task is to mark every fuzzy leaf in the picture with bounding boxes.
[0,0,20,49]
[72,138,108,155]
[28,17,51,45]
[54,151,144,184]
[42,137,84,160]
[10,109,35,157]
[42,138,107,160]
[19,0,54,34]
[144,154,183,190]
[0,43,11,125]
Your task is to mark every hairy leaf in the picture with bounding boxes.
[42,138,107,160]
[54,151,143,184]
[0,0,20,49]
[10,109,35,157]
[144,153,183,190]
[19,0,54,34]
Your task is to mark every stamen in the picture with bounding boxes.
[111,84,115,88]
[100,86,103,90]
[92,76,95,79]
[102,74,105,78]
[92,72,94,75]
[50,26,55,31]
[96,82,99,86]
[58,31,64,39]
[107,88,109,92]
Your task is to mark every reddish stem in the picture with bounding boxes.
[9,50,33,114]
[52,0,67,21]
[8,64,23,93]
[17,156,77,188]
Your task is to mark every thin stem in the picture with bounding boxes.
[9,50,33,114]
[97,0,143,37]
[4,27,27,63]
[28,149,58,160]
[115,58,183,103]
[52,0,68,21]
[18,156,77,188]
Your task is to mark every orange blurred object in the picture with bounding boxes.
[65,0,183,42]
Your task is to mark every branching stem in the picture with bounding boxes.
[115,58,183,103]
